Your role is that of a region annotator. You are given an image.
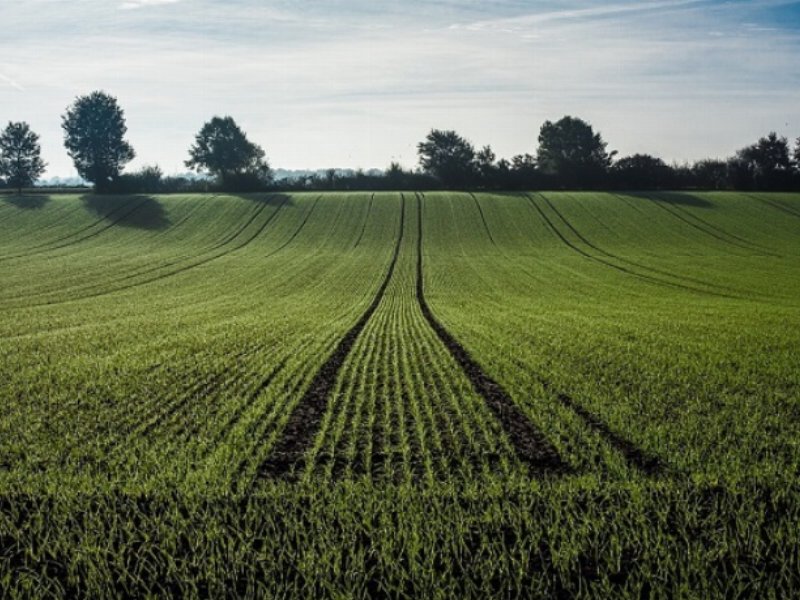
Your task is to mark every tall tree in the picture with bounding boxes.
[536,116,614,188]
[417,129,476,188]
[185,116,272,190]
[730,132,792,190]
[0,122,46,193]
[62,91,135,191]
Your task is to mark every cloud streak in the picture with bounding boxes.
[0,72,24,91]
[119,0,181,10]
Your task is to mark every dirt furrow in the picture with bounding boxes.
[415,193,569,474]
[256,194,406,479]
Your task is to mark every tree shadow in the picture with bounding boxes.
[1,194,52,210]
[626,191,714,208]
[81,195,172,230]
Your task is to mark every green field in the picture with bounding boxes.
[1,191,799,598]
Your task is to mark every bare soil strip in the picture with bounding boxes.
[415,194,569,474]
[257,194,406,479]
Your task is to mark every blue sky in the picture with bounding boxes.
[1,0,799,178]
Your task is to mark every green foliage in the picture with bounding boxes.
[61,91,135,191]
[0,191,798,597]
[417,129,477,188]
[537,116,615,188]
[0,122,46,192]
[186,116,272,190]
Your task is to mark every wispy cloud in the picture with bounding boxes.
[1,0,799,176]
[0,72,24,91]
[120,0,181,10]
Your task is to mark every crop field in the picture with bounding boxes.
[0,190,799,598]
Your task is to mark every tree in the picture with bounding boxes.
[794,137,800,170]
[417,129,476,188]
[62,91,135,191]
[692,159,729,190]
[475,145,497,187]
[536,116,614,188]
[186,116,272,190]
[730,132,792,190]
[611,154,673,190]
[0,122,46,193]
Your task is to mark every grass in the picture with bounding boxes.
[0,191,798,598]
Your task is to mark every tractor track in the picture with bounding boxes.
[541,193,752,298]
[12,196,294,308]
[526,194,737,299]
[643,193,778,256]
[354,193,374,248]
[0,197,153,263]
[255,194,406,480]
[416,193,569,474]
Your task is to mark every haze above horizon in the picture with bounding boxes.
[1,0,799,178]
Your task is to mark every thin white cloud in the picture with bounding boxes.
[449,0,709,31]
[1,0,798,177]
[0,72,24,91]
[120,0,181,10]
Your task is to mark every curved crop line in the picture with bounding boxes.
[651,193,778,253]
[643,194,777,255]
[354,193,374,248]
[255,194,406,481]
[16,196,290,308]
[415,193,569,475]
[747,193,800,220]
[0,198,153,262]
[0,196,153,263]
[542,193,750,297]
[0,199,129,259]
[259,194,322,258]
[526,194,736,299]
[468,192,497,246]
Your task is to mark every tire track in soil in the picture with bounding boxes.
[526,194,737,299]
[0,196,153,263]
[354,193,374,248]
[643,193,777,255]
[469,193,497,246]
[17,195,293,308]
[542,193,751,297]
[553,390,665,475]
[256,194,406,480]
[747,194,800,220]
[415,193,569,475]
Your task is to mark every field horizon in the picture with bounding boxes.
[1,191,799,597]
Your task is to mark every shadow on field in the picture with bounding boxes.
[1,194,51,210]
[628,191,713,208]
[228,192,295,207]
[82,195,171,230]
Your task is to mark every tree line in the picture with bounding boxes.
[2,90,800,193]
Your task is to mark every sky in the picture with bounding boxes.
[1,0,800,179]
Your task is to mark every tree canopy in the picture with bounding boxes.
[537,116,614,188]
[185,116,272,190]
[729,132,792,191]
[417,129,477,188]
[611,154,673,190]
[62,91,135,191]
[0,122,46,193]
